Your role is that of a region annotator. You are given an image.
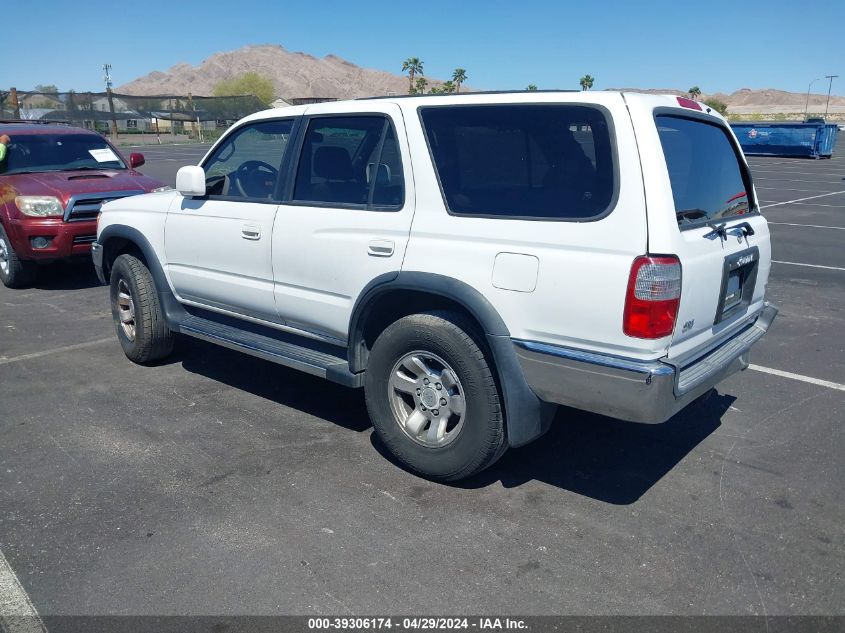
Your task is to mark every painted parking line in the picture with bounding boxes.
[751,168,845,177]
[0,549,46,633]
[755,176,845,185]
[754,184,844,193]
[0,338,113,366]
[762,202,845,208]
[756,186,836,193]
[768,222,845,230]
[780,202,844,208]
[772,260,845,272]
[749,365,845,392]
[760,190,845,209]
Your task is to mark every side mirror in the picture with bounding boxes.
[129,152,145,168]
[176,165,206,197]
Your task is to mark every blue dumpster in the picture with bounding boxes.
[730,122,839,158]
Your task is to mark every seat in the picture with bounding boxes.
[310,146,365,204]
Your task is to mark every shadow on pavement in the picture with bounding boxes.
[373,391,732,504]
[176,336,372,434]
[32,261,102,290]
[169,335,730,504]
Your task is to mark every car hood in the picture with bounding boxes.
[2,169,164,208]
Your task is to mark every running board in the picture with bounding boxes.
[178,315,363,388]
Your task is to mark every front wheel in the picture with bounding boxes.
[364,311,507,481]
[0,224,37,288]
[109,253,174,364]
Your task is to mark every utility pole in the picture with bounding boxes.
[103,63,118,139]
[803,78,820,122]
[823,75,838,122]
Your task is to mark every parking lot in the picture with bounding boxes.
[0,146,843,621]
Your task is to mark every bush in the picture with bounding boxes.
[703,98,728,116]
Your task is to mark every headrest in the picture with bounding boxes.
[314,146,353,180]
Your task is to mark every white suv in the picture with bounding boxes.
[93,91,777,480]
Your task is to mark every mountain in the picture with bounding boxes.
[610,87,845,114]
[118,44,435,99]
[119,44,844,115]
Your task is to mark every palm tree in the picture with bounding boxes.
[441,80,456,94]
[526,84,538,91]
[415,77,429,95]
[579,75,595,91]
[452,68,467,93]
[688,86,702,100]
[402,57,424,94]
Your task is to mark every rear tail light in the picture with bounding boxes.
[623,255,682,339]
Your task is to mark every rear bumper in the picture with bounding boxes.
[513,303,778,424]
[6,217,98,261]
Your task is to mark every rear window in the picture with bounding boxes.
[420,105,615,220]
[656,115,755,228]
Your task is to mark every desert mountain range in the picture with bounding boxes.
[119,44,845,114]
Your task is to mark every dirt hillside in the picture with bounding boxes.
[120,45,844,114]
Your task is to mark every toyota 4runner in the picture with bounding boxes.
[0,122,166,288]
[93,92,777,481]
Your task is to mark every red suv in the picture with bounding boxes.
[0,122,166,288]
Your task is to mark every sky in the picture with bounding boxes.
[4,0,844,96]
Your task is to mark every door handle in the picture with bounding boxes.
[241,225,261,240]
[368,239,394,257]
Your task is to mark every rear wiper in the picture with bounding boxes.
[703,222,727,240]
[704,221,755,241]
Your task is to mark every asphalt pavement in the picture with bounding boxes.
[0,147,842,623]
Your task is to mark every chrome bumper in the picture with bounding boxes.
[513,303,778,424]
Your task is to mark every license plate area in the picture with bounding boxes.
[715,247,759,324]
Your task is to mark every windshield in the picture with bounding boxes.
[656,115,755,228]
[0,133,126,175]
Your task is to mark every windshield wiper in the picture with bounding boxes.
[64,166,119,171]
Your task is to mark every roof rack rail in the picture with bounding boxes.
[356,89,579,101]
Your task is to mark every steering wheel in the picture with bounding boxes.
[232,160,278,198]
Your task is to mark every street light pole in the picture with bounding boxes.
[103,63,118,139]
[823,75,838,122]
[804,78,820,122]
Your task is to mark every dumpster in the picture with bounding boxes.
[730,122,839,158]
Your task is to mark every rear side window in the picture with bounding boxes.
[656,115,755,228]
[420,105,615,220]
[292,115,404,210]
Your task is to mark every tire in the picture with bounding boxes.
[109,253,174,364]
[365,311,507,481]
[0,224,37,288]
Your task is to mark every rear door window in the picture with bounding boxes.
[420,104,616,220]
[292,115,404,210]
[656,115,756,228]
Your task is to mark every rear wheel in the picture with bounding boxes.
[0,224,37,288]
[365,311,507,481]
[109,253,173,364]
